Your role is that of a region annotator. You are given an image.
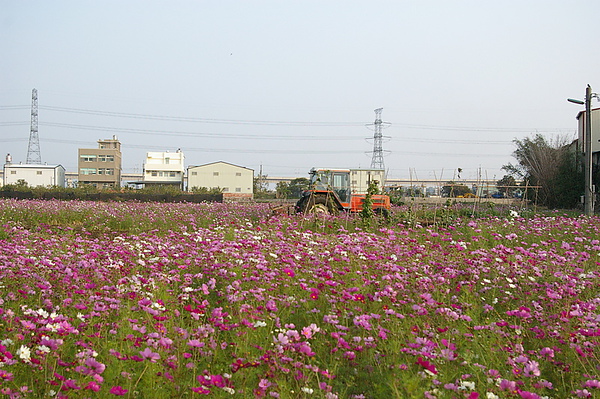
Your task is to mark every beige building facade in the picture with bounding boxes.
[188,161,253,199]
[77,136,122,188]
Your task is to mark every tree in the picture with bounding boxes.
[441,181,471,197]
[275,182,290,198]
[496,175,517,197]
[253,174,275,199]
[288,177,310,198]
[502,133,580,208]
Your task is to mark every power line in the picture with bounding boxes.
[34,122,514,145]
[33,138,509,157]
[38,122,364,141]
[388,124,574,133]
[35,105,574,132]
[0,105,30,110]
[38,105,366,126]
[2,103,574,132]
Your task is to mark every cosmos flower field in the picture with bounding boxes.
[0,199,599,398]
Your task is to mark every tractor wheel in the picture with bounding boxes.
[308,203,329,215]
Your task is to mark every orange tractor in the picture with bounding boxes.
[295,168,391,215]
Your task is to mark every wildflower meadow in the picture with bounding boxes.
[0,199,598,398]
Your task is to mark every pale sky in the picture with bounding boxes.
[1,1,599,182]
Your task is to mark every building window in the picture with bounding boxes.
[213,172,219,176]
[97,155,115,162]
[351,180,357,185]
[151,172,158,177]
[222,187,229,192]
[236,172,242,176]
[80,155,96,162]
[80,168,97,175]
[106,168,114,175]
[10,170,16,175]
[165,158,170,164]
[235,187,241,192]
[37,171,43,175]
[170,172,176,177]
[191,171,197,176]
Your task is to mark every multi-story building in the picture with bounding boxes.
[3,162,66,187]
[576,107,600,165]
[77,136,122,188]
[143,150,185,189]
[187,161,253,199]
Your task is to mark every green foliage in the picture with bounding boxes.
[190,186,224,195]
[138,184,183,195]
[253,175,276,199]
[276,178,309,199]
[360,181,378,221]
[441,181,472,197]
[503,133,581,209]
[496,174,517,197]
[549,151,584,209]
[288,177,310,198]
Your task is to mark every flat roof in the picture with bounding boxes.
[4,163,64,169]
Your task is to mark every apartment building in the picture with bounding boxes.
[77,136,122,188]
[143,150,185,189]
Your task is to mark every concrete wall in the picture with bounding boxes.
[188,162,253,196]
[3,164,66,187]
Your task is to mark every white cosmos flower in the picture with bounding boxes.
[16,345,31,362]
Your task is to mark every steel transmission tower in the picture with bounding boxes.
[26,88,42,164]
[370,108,385,170]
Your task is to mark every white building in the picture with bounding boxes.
[187,161,254,199]
[350,169,386,194]
[3,162,66,187]
[143,150,185,189]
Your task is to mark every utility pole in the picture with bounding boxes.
[584,85,595,216]
[370,108,385,170]
[26,88,42,164]
[569,85,598,216]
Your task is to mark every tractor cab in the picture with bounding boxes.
[309,168,350,203]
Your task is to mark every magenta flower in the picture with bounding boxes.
[139,347,160,362]
[415,357,437,375]
[109,386,128,395]
[191,386,211,394]
[523,360,540,377]
[187,339,204,348]
[283,267,295,277]
[85,381,101,392]
[84,358,106,374]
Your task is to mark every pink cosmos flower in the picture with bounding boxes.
[109,386,128,395]
[283,267,295,277]
[191,386,211,394]
[84,358,106,374]
[415,357,437,374]
[139,347,160,362]
[85,381,101,392]
[187,339,204,348]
